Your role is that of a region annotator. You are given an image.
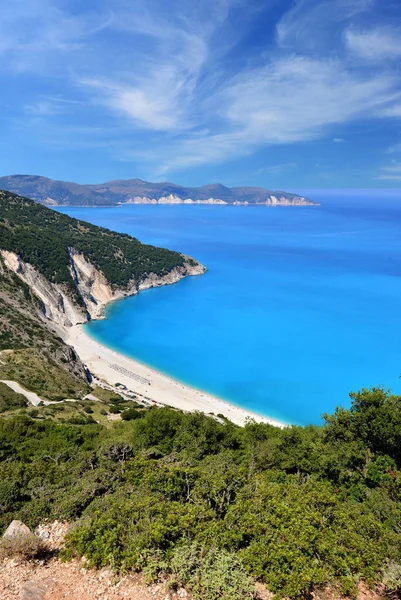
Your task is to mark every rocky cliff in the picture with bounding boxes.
[121,193,313,205]
[0,253,89,385]
[1,248,204,328]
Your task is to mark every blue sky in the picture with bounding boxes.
[2,0,401,189]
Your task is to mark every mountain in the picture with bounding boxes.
[0,175,108,206]
[0,174,318,206]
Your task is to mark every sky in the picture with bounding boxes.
[1,0,401,189]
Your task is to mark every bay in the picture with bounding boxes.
[57,191,401,425]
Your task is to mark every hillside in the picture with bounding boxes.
[0,174,318,206]
[0,190,205,325]
[0,252,91,401]
[0,189,204,404]
[1,388,401,599]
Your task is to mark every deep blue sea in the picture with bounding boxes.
[57,190,401,426]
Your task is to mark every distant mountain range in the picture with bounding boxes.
[0,175,318,207]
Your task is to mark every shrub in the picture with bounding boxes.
[0,533,46,560]
[121,408,142,421]
[169,543,255,600]
[381,560,401,595]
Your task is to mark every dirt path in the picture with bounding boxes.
[0,522,188,600]
[0,557,186,600]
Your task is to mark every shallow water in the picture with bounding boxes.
[58,191,401,425]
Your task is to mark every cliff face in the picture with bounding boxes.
[1,248,205,329]
[1,250,87,327]
[0,254,89,383]
[123,193,314,206]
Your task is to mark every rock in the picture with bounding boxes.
[3,520,31,538]
[19,581,46,600]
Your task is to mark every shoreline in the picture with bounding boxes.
[64,324,287,428]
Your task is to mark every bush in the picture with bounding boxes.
[121,408,142,421]
[0,533,46,560]
[381,561,401,595]
[169,543,255,600]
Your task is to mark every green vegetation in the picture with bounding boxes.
[0,531,46,560]
[91,385,126,403]
[0,190,188,288]
[1,387,401,598]
[0,349,89,401]
[0,382,27,413]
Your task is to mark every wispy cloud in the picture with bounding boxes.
[332,138,346,143]
[255,162,297,176]
[375,160,401,180]
[0,1,112,73]
[150,54,401,172]
[2,0,401,177]
[345,26,401,61]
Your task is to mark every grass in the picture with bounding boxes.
[0,349,90,401]
[90,386,126,403]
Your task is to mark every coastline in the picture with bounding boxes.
[64,324,287,428]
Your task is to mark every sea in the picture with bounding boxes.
[57,189,401,426]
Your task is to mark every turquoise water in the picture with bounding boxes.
[58,191,401,425]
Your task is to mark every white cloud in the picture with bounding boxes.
[332,138,345,143]
[76,1,229,132]
[150,55,401,172]
[375,160,401,180]
[2,0,401,175]
[345,26,401,61]
[276,0,372,51]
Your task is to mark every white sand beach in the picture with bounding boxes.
[64,325,286,428]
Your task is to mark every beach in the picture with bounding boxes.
[64,324,286,428]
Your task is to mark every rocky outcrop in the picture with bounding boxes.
[1,249,206,330]
[2,521,31,539]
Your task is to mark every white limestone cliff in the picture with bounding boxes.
[120,194,313,206]
[1,249,206,329]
